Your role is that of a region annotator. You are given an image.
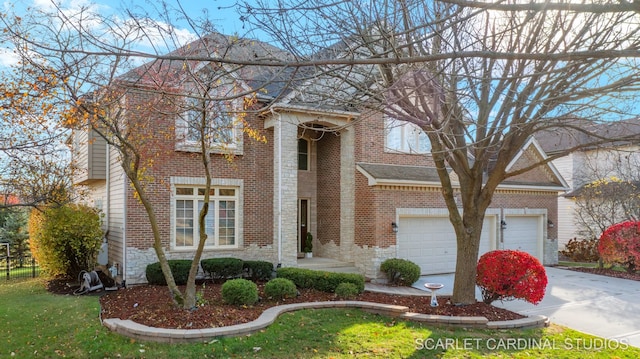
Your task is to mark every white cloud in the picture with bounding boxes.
[0,48,19,67]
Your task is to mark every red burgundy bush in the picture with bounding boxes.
[598,221,640,273]
[476,250,547,305]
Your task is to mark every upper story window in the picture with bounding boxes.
[385,117,431,154]
[298,138,309,170]
[177,95,243,154]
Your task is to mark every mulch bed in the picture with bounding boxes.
[45,265,640,330]
[565,266,640,281]
[47,279,524,329]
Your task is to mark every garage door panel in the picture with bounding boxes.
[503,216,541,260]
[398,216,494,275]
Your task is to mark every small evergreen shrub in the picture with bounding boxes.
[560,237,600,262]
[221,278,259,306]
[380,258,421,286]
[335,282,359,299]
[598,221,640,273]
[201,257,244,281]
[243,260,274,281]
[264,278,297,300]
[476,250,547,305]
[28,204,103,279]
[145,259,192,285]
[276,267,365,293]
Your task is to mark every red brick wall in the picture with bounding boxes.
[354,180,558,248]
[122,90,274,250]
[317,132,341,245]
[354,111,437,167]
[352,110,559,248]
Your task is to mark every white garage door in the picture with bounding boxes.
[397,216,494,275]
[502,215,541,261]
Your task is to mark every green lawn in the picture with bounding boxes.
[1,279,638,358]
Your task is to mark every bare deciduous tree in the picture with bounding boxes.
[244,0,640,303]
[4,0,640,306]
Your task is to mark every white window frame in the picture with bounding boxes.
[170,177,244,251]
[176,96,244,155]
[384,117,431,154]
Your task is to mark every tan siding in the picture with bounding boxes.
[90,133,107,180]
[552,155,578,247]
[107,145,126,272]
[72,129,107,184]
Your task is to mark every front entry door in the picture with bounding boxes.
[298,199,308,252]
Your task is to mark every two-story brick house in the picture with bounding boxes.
[72,34,566,284]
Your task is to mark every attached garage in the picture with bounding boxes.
[396,214,497,275]
[501,215,543,262]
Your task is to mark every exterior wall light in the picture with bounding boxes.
[548,219,555,228]
[500,220,507,230]
[391,222,399,233]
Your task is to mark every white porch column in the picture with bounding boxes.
[339,127,355,262]
[273,113,299,267]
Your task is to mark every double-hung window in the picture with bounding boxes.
[174,186,238,249]
[177,94,242,154]
[385,117,431,154]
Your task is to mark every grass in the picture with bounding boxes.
[558,260,627,272]
[1,279,639,358]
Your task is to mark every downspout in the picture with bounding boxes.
[270,108,283,266]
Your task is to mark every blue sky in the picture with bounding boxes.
[1,0,252,67]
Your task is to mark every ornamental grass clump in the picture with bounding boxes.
[476,250,547,305]
[598,220,640,273]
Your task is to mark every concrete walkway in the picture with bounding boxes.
[380,267,640,348]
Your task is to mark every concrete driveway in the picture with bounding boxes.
[415,266,640,348]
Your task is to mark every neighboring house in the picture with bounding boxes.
[536,118,640,248]
[72,34,566,284]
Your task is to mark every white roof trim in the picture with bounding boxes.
[506,136,570,190]
[356,164,567,192]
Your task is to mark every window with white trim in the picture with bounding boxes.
[177,96,242,152]
[385,117,431,154]
[174,186,238,249]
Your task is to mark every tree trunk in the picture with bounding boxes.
[124,158,184,306]
[451,221,483,304]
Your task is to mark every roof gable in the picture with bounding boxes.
[503,137,569,189]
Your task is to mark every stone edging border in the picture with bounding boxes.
[102,301,549,343]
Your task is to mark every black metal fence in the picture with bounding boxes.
[0,253,40,280]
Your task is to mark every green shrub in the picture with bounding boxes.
[145,259,192,285]
[335,282,360,299]
[560,237,600,262]
[276,267,364,293]
[200,257,244,281]
[380,258,421,286]
[221,278,259,306]
[264,278,297,300]
[28,204,103,279]
[243,260,274,281]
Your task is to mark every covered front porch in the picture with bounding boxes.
[266,107,357,269]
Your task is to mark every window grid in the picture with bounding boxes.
[174,186,238,249]
[385,118,431,154]
[183,98,238,148]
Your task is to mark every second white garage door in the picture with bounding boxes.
[502,215,542,261]
[397,216,495,275]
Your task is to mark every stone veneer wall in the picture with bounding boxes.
[125,244,278,285]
